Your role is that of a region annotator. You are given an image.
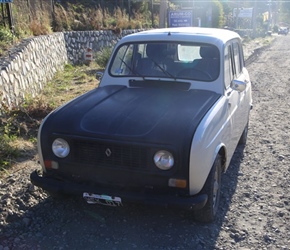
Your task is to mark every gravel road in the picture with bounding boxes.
[0,35,290,250]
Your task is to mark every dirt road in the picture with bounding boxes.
[0,35,290,250]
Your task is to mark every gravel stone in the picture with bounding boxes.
[0,34,289,249]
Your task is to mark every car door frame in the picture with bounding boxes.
[223,38,249,161]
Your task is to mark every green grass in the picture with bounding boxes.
[0,62,100,175]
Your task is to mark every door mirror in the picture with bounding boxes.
[96,71,104,81]
[231,79,247,92]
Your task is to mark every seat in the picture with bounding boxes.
[194,46,220,80]
[135,58,154,75]
[135,43,173,76]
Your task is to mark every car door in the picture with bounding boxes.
[232,40,251,134]
[224,40,248,158]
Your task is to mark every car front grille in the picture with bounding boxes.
[72,140,148,170]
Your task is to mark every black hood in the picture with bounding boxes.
[42,85,220,145]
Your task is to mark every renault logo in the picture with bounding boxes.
[105,148,112,157]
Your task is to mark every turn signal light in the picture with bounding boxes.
[44,160,52,169]
[44,160,59,169]
[168,178,187,188]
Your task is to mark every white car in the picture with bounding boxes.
[31,27,252,222]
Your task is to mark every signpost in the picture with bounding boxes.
[0,1,13,31]
[159,0,167,28]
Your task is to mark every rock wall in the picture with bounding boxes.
[0,29,141,109]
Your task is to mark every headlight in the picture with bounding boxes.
[153,150,174,170]
[52,138,70,158]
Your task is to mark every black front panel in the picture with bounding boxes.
[73,139,148,170]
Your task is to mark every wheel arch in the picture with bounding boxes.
[217,145,227,173]
[189,142,227,195]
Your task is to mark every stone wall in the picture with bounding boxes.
[0,29,142,109]
[64,30,138,64]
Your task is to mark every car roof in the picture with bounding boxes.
[121,27,241,45]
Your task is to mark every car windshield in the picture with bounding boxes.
[109,42,220,82]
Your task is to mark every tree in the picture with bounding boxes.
[211,0,225,28]
[280,0,290,24]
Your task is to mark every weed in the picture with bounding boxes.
[0,133,19,171]
[0,63,99,174]
[95,47,113,69]
[0,27,13,42]
[0,27,15,57]
[0,106,21,172]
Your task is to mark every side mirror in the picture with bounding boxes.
[96,71,104,81]
[231,79,247,92]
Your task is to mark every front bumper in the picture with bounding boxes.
[30,170,207,210]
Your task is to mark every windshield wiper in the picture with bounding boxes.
[149,58,176,80]
[119,57,145,79]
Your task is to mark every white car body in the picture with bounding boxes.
[31,27,252,222]
[100,27,252,195]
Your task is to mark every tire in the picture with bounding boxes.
[193,155,222,223]
[238,122,249,145]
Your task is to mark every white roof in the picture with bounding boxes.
[121,27,241,45]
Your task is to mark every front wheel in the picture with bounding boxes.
[193,155,222,222]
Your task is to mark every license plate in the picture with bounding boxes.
[83,192,123,207]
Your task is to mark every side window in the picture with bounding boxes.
[233,42,242,76]
[224,45,234,88]
[239,42,245,68]
[110,44,134,75]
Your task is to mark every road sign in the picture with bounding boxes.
[233,8,253,18]
[168,10,193,27]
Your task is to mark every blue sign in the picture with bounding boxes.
[168,10,193,27]
[0,0,13,2]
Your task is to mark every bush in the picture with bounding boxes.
[0,108,19,171]
[95,47,113,68]
[0,27,13,42]
[0,134,18,171]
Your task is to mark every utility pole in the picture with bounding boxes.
[267,0,272,32]
[151,0,154,27]
[235,8,239,29]
[128,0,131,22]
[27,0,31,23]
[51,0,54,13]
[252,0,257,38]
[7,3,12,30]
[159,0,167,28]
[1,3,13,31]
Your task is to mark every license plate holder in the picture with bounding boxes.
[83,192,123,207]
